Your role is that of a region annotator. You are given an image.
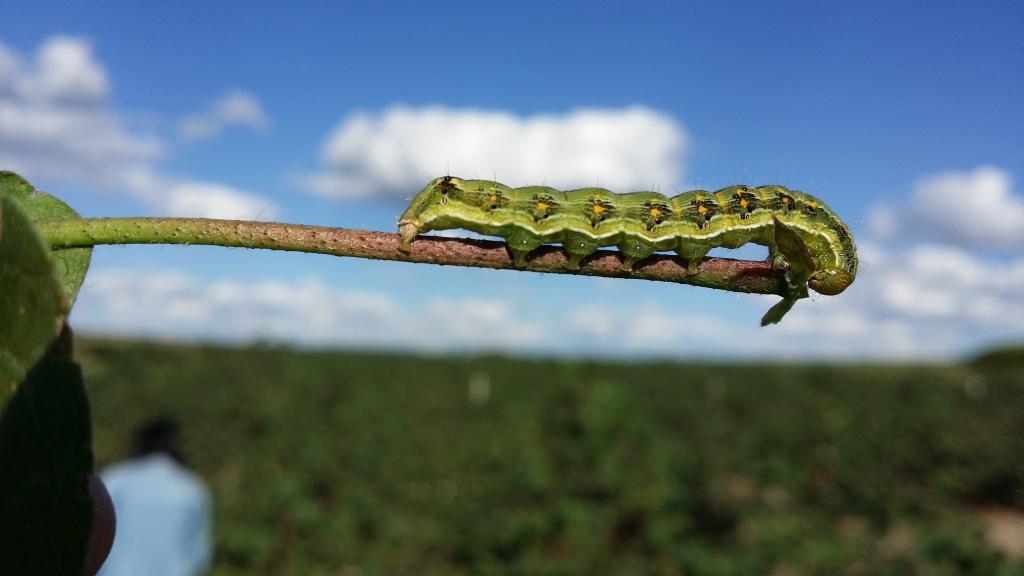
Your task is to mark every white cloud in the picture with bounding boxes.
[179,90,269,141]
[161,181,276,219]
[72,269,548,351]
[72,267,746,357]
[75,269,403,345]
[568,303,731,352]
[67,241,1024,360]
[767,240,1024,359]
[833,165,1024,357]
[421,297,546,349]
[307,105,688,199]
[566,306,617,338]
[123,167,277,219]
[0,37,275,219]
[30,36,109,102]
[0,36,162,187]
[871,166,1024,249]
[0,36,108,102]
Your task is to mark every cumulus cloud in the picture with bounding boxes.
[871,166,1024,249]
[72,269,549,351]
[832,165,1024,357]
[68,245,1024,360]
[767,239,1024,359]
[562,237,1023,360]
[0,36,162,187]
[0,36,108,102]
[161,182,276,219]
[179,90,269,141]
[123,167,277,219]
[0,36,275,219]
[72,265,760,357]
[306,105,688,199]
[878,244,1024,324]
[567,304,730,350]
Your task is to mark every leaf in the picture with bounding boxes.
[760,297,797,326]
[752,218,817,326]
[0,189,69,405]
[772,216,816,284]
[0,331,95,575]
[759,217,816,326]
[0,177,95,573]
[0,171,92,305]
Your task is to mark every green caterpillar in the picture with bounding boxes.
[398,176,857,324]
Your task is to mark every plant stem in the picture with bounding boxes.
[36,217,788,296]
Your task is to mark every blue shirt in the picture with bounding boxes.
[99,454,212,576]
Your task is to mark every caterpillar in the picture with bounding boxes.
[398,176,857,324]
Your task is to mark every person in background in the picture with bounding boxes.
[99,417,212,576]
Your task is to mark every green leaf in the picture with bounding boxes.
[772,216,816,284]
[760,218,817,326]
[760,297,797,326]
[0,190,68,405]
[0,334,95,575]
[0,171,92,305]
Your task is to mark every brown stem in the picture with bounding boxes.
[36,217,788,295]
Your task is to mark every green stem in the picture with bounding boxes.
[35,217,788,296]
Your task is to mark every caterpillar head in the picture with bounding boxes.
[808,269,854,296]
[398,177,459,250]
[401,176,459,215]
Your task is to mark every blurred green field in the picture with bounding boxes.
[79,337,1024,575]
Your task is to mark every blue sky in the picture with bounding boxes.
[3,1,1023,359]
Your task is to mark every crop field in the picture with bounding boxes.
[79,338,1024,575]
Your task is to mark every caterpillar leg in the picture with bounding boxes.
[618,237,656,272]
[675,244,710,275]
[505,227,543,268]
[767,245,787,270]
[561,231,600,271]
[565,253,586,270]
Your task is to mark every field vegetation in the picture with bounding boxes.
[80,338,1024,575]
